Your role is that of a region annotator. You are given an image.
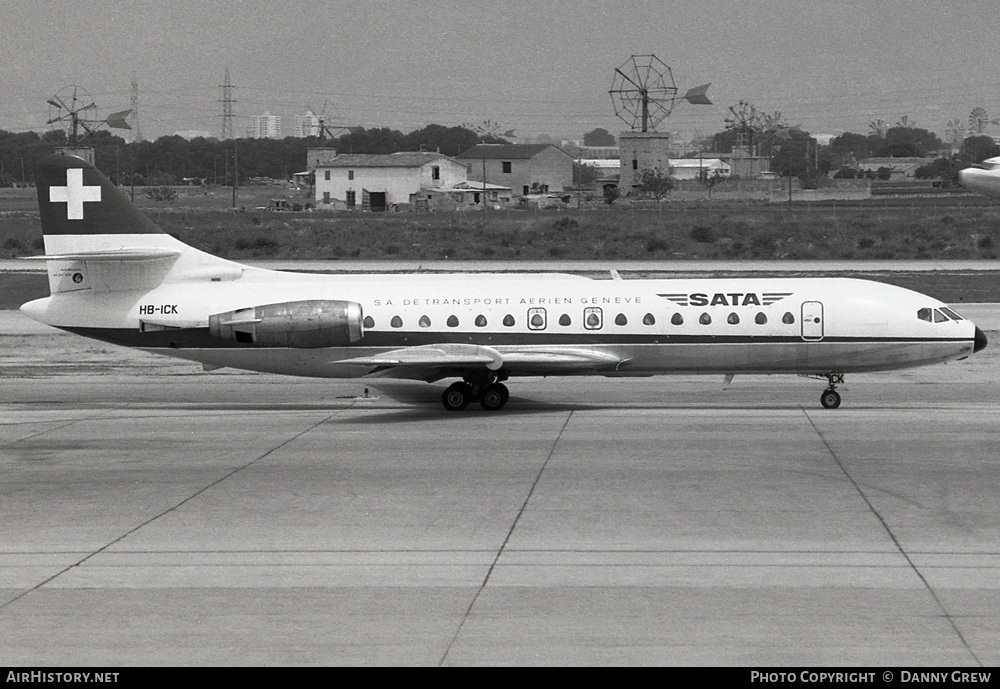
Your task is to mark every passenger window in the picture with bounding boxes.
[446,315,459,327]
[475,314,487,327]
[503,314,515,327]
[559,314,571,326]
[528,307,546,330]
[418,315,431,328]
[917,308,932,322]
[643,313,655,325]
[782,312,795,325]
[728,312,740,325]
[363,316,375,329]
[755,312,767,325]
[699,312,712,325]
[671,312,683,326]
[584,307,603,330]
[390,315,403,328]
[615,313,628,326]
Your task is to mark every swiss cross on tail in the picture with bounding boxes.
[49,168,101,220]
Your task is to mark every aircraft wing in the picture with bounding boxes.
[338,343,626,381]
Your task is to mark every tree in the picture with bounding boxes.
[875,126,943,158]
[770,129,815,178]
[403,125,482,156]
[698,169,724,199]
[827,131,874,165]
[332,127,406,154]
[583,128,616,146]
[638,168,673,201]
[915,157,960,187]
[960,135,1000,164]
[574,162,598,186]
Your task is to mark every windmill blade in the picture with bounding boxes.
[613,67,643,91]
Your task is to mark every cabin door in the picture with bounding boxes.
[800,301,824,341]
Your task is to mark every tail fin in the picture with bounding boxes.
[37,153,161,241]
[31,153,242,294]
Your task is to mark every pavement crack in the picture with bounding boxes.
[0,409,345,614]
[439,407,575,666]
[802,408,982,667]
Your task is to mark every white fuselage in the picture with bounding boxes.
[21,264,980,380]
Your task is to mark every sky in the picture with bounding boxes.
[4,0,1000,145]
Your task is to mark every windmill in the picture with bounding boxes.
[465,119,515,142]
[969,107,989,135]
[609,54,711,132]
[946,119,966,148]
[724,101,800,178]
[869,118,888,138]
[309,101,359,143]
[46,85,131,144]
[724,100,766,155]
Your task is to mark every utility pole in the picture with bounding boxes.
[231,143,239,208]
[220,68,236,140]
[129,72,143,143]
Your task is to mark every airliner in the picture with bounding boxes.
[20,153,987,411]
[959,157,1000,198]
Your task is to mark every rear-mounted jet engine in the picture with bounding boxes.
[209,300,363,348]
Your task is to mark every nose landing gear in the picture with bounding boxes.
[820,373,844,409]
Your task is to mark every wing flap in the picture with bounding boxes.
[339,343,504,369]
[338,344,626,375]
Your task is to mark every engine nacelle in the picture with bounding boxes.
[209,300,363,348]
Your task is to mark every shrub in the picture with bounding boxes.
[645,237,669,253]
[690,225,715,243]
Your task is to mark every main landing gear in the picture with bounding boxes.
[441,373,510,412]
[820,373,844,409]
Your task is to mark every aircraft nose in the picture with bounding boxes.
[974,326,988,353]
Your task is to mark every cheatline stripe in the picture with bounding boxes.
[60,326,974,350]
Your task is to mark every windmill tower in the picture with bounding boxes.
[609,54,711,193]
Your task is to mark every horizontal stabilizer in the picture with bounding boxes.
[22,248,181,262]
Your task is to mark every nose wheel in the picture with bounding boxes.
[820,373,843,409]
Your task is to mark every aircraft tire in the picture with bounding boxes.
[820,389,842,409]
[479,383,510,411]
[442,383,473,411]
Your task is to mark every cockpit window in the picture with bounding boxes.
[919,307,954,323]
[940,307,964,321]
